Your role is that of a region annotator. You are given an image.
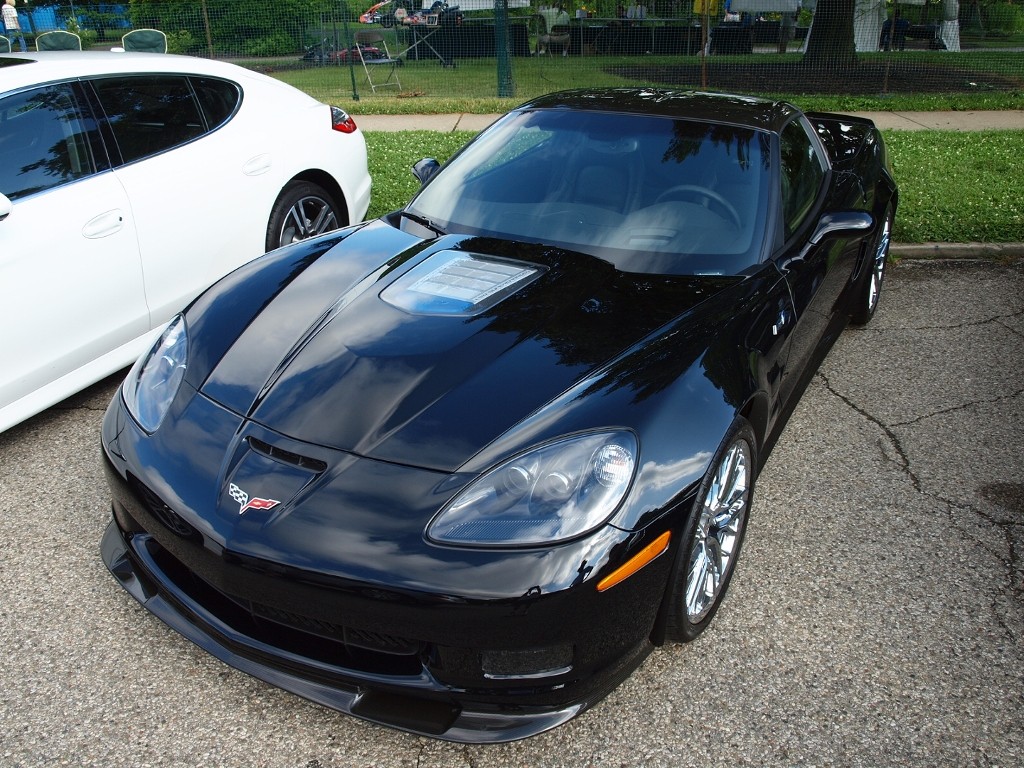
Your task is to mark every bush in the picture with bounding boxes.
[242,33,301,57]
[984,3,1024,32]
[64,17,98,48]
[165,29,197,54]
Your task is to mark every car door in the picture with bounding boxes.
[0,82,147,428]
[89,74,265,324]
[772,117,862,406]
[743,263,799,429]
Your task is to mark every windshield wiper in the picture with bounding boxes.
[399,210,447,238]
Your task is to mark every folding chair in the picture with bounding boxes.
[122,28,167,53]
[354,30,401,92]
[548,25,571,56]
[0,36,10,53]
[35,31,82,50]
[535,14,571,56]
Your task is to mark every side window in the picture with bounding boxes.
[190,77,241,130]
[92,75,206,164]
[0,84,98,201]
[779,120,826,239]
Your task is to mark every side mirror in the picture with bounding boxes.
[0,193,12,223]
[808,211,873,246]
[412,158,441,186]
[779,211,874,272]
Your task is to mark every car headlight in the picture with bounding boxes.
[122,315,188,433]
[427,431,638,548]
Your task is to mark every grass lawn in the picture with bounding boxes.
[265,49,1024,115]
[273,25,1024,246]
[363,129,1024,245]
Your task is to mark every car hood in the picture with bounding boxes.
[199,221,738,472]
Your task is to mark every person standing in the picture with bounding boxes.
[3,0,27,52]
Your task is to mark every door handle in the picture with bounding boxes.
[82,210,125,239]
[773,310,788,336]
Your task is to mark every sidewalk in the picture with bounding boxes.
[354,110,1024,133]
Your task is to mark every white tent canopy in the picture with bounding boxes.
[854,0,886,52]
[730,0,959,52]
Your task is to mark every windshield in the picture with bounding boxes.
[407,109,772,276]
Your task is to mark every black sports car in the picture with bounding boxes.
[100,89,897,743]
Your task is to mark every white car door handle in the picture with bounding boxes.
[242,154,273,176]
[82,210,125,239]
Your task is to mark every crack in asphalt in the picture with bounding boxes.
[815,369,1022,642]
[844,305,1024,335]
[889,386,1024,429]
[817,370,921,494]
[57,403,108,414]
[1000,315,1024,342]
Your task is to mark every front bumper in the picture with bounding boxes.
[101,521,620,742]
[99,398,673,742]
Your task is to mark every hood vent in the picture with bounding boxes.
[382,250,545,317]
[247,436,328,473]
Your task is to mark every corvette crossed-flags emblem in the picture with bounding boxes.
[228,483,280,515]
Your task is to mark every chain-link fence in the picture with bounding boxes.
[12,1,1024,106]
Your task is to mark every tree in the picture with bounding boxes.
[803,0,857,70]
[125,0,344,56]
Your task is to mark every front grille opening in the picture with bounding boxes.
[143,536,425,678]
[250,601,424,656]
[129,475,199,540]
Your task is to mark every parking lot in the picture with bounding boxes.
[1,258,1021,767]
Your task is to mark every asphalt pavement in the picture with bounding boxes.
[1,258,1021,767]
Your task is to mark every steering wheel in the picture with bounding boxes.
[654,185,742,229]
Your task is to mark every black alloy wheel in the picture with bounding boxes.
[266,181,344,251]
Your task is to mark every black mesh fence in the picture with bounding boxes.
[14,1,1024,106]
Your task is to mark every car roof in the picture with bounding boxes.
[515,88,800,133]
[0,51,277,92]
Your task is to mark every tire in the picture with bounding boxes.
[265,181,343,252]
[851,202,893,326]
[664,417,757,643]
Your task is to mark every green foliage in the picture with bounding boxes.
[164,29,196,54]
[267,50,1024,115]
[884,129,1024,244]
[63,16,98,47]
[76,8,129,41]
[127,0,342,54]
[984,3,1024,33]
[365,131,470,218]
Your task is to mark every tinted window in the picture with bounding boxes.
[779,120,826,239]
[92,75,206,164]
[0,84,98,201]
[191,77,240,130]
[408,110,772,276]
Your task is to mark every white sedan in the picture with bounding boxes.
[0,51,371,433]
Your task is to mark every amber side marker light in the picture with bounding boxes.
[596,531,672,592]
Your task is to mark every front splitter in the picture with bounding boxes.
[100,520,590,743]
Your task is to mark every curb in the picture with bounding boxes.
[891,242,1024,259]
